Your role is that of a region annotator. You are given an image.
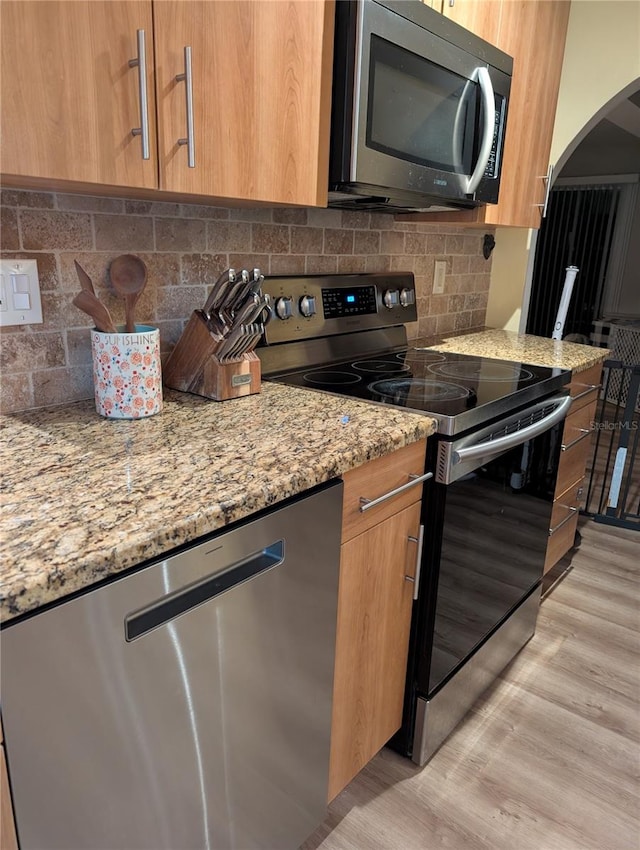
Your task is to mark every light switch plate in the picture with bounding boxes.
[433,260,446,294]
[0,259,43,325]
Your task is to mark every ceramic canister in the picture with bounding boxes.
[90,326,163,419]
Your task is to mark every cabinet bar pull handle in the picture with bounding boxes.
[406,524,425,601]
[359,471,433,513]
[176,46,195,168]
[561,428,591,451]
[571,383,601,402]
[125,541,285,640]
[549,507,578,536]
[128,29,150,160]
[535,163,553,218]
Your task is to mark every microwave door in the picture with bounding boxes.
[452,79,475,175]
[351,2,488,204]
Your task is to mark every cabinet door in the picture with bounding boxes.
[328,501,422,801]
[0,1,157,189]
[441,0,502,46]
[154,1,334,206]
[486,0,570,228]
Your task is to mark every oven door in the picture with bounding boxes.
[332,0,510,205]
[417,394,572,696]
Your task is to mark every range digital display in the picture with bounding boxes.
[322,285,377,318]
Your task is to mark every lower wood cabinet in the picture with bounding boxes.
[328,440,427,801]
[544,362,603,573]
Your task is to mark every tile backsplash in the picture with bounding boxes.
[0,190,493,413]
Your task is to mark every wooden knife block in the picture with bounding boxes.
[163,310,261,401]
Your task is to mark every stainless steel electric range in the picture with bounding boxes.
[258,272,572,766]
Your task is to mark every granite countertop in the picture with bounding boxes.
[0,385,435,624]
[417,329,609,372]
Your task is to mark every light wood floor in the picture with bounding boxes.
[301,519,640,850]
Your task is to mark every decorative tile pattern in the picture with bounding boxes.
[0,189,496,413]
[0,384,435,622]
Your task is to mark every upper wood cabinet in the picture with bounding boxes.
[487,0,570,228]
[440,0,502,46]
[0,1,335,207]
[0,1,158,189]
[154,1,334,206]
[412,0,570,228]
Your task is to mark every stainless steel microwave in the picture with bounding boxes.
[328,0,513,213]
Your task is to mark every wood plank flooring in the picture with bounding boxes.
[301,519,640,850]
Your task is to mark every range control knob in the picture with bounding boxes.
[400,288,416,307]
[275,296,293,320]
[299,294,317,318]
[383,289,400,309]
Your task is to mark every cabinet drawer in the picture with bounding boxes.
[544,511,579,573]
[342,440,427,543]
[545,477,584,572]
[555,403,595,495]
[549,477,584,535]
[567,362,603,413]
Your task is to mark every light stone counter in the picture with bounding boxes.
[419,329,609,373]
[0,385,435,624]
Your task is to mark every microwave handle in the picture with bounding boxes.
[465,67,494,195]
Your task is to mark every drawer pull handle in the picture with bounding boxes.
[571,383,601,402]
[405,524,425,601]
[359,471,433,513]
[561,428,591,451]
[549,507,578,535]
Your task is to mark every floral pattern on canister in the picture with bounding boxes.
[91,326,163,419]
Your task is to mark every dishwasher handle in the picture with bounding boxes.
[125,540,284,640]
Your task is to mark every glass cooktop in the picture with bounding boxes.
[269,349,570,436]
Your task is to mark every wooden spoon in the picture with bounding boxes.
[109,254,148,333]
[74,260,95,295]
[72,290,117,334]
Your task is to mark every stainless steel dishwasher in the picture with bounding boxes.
[1,480,343,850]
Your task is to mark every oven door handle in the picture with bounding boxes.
[465,67,494,195]
[453,394,572,465]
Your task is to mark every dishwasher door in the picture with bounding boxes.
[1,480,343,850]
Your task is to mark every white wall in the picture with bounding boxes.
[551,0,640,170]
[487,0,640,331]
[485,228,532,331]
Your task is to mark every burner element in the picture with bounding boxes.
[429,360,535,382]
[304,371,361,386]
[368,378,471,403]
[352,359,411,373]
[397,350,446,365]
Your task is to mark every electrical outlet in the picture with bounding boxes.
[433,260,446,294]
[0,260,43,326]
